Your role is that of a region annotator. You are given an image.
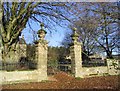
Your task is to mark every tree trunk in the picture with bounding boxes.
[0,2,3,62]
[2,43,19,62]
[106,50,113,59]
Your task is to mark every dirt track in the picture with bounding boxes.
[2,72,120,90]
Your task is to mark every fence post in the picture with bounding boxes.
[70,27,82,77]
[35,23,48,81]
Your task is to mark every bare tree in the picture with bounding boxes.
[61,32,72,48]
[62,2,119,59]
[62,8,99,56]
[0,2,72,61]
[90,2,119,58]
[74,15,99,56]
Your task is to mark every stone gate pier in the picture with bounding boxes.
[0,23,48,84]
[69,27,119,78]
[35,23,48,81]
[70,27,82,77]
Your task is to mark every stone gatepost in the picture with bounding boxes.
[35,23,48,81]
[70,27,82,77]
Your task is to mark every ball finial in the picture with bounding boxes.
[40,23,44,29]
[73,27,77,31]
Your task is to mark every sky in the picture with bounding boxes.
[21,20,71,47]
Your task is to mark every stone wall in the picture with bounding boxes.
[0,69,47,84]
[80,66,108,78]
[77,59,120,78]
[107,59,120,75]
[69,27,119,78]
[0,24,48,84]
